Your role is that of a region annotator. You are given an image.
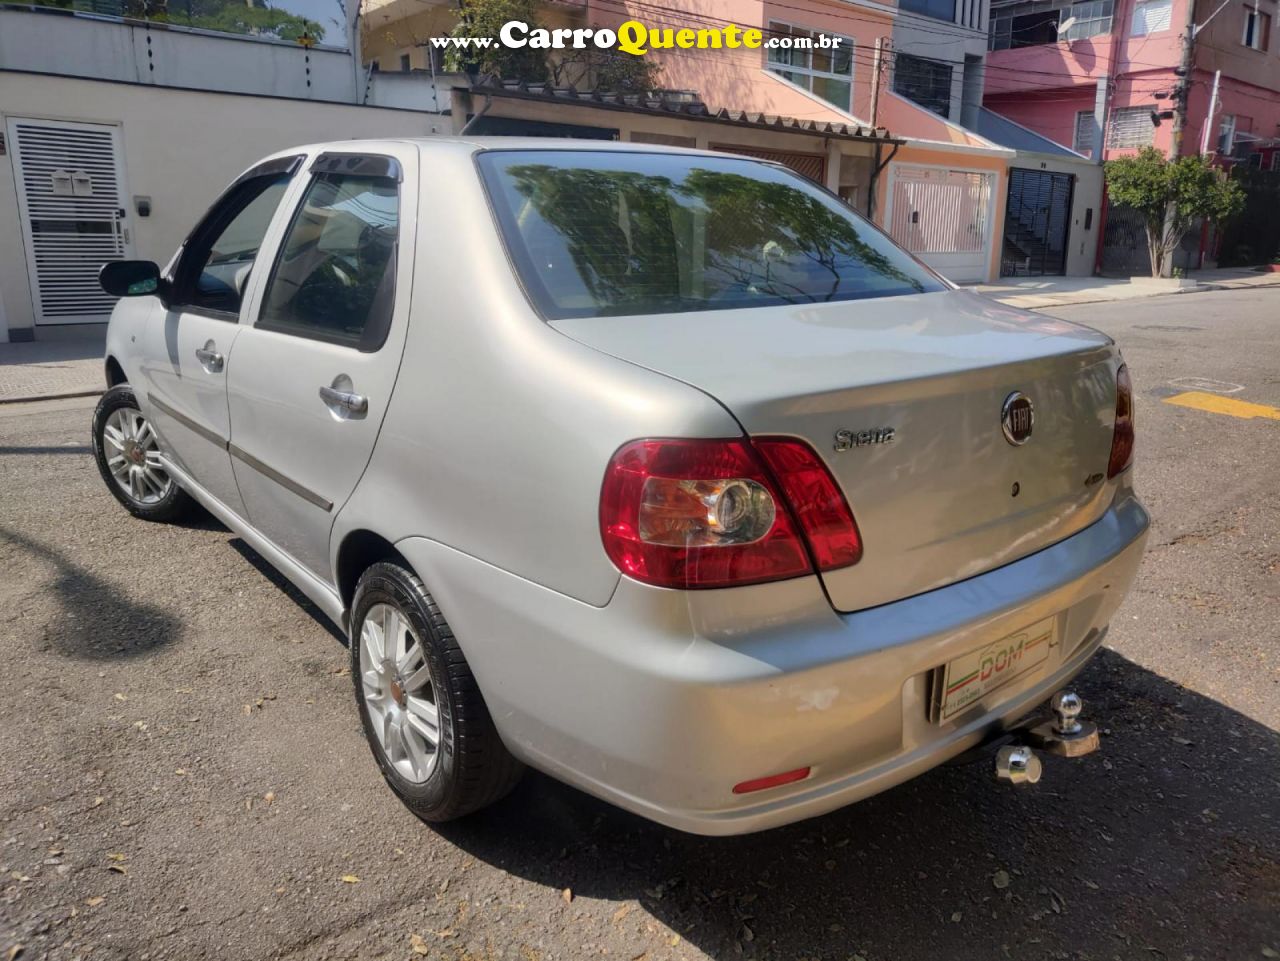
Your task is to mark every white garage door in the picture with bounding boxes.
[888,166,994,283]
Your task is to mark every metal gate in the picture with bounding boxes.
[888,166,993,283]
[7,117,133,326]
[1001,168,1074,277]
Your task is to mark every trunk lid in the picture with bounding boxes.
[554,289,1122,612]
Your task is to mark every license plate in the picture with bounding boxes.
[935,617,1057,723]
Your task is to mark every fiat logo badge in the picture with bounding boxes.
[1002,392,1034,446]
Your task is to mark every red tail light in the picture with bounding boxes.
[1107,364,1135,479]
[599,437,861,590]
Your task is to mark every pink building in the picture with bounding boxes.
[983,0,1280,162]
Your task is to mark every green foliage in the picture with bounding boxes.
[444,0,546,82]
[1105,147,1245,276]
[550,48,663,93]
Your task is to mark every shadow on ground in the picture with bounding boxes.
[228,538,346,643]
[432,649,1280,960]
[0,524,183,660]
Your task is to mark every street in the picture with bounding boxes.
[1,287,1277,961]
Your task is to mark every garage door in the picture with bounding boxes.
[888,166,993,283]
[710,144,827,184]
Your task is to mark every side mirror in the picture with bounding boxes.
[100,260,162,297]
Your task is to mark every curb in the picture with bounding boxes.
[989,277,1280,311]
[0,388,103,406]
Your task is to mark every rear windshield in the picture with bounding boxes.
[476,150,945,320]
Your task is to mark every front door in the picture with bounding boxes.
[140,158,300,514]
[1001,168,1074,277]
[7,117,132,326]
[227,149,416,581]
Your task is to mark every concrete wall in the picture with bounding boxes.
[0,7,360,102]
[0,72,438,341]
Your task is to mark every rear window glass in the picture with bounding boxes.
[476,150,945,320]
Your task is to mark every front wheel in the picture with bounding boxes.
[350,562,523,821]
[91,384,194,522]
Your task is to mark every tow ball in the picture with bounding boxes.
[994,690,1100,785]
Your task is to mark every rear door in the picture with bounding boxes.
[139,157,301,514]
[227,146,417,581]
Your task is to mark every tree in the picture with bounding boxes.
[549,48,662,94]
[444,0,546,83]
[1104,147,1244,277]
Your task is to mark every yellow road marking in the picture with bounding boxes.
[1164,391,1280,421]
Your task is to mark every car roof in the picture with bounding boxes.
[257,136,740,164]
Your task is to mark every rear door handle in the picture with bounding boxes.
[319,385,368,415]
[194,341,223,373]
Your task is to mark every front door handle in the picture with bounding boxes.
[319,385,368,415]
[194,341,223,373]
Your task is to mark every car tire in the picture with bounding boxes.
[91,384,195,523]
[350,561,524,821]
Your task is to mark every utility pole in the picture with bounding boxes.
[1199,69,1221,155]
[870,37,889,130]
[1169,14,1195,158]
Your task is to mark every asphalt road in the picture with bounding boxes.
[1,287,1277,961]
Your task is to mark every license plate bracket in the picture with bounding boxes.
[932,616,1057,724]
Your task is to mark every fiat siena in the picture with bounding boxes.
[92,139,1148,834]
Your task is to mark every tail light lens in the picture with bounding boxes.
[1107,364,1135,479]
[600,437,861,590]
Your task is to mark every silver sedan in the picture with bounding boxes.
[93,139,1147,834]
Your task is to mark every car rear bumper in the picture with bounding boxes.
[396,484,1149,835]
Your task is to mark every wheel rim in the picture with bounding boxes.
[102,407,172,505]
[360,602,440,784]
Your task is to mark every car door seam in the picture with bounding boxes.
[227,443,334,512]
[146,392,228,450]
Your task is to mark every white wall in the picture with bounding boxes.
[0,72,439,341]
[0,8,359,102]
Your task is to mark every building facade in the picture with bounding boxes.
[0,2,444,342]
[982,0,1280,162]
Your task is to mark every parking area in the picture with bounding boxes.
[1,287,1278,961]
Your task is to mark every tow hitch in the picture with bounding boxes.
[993,690,1100,786]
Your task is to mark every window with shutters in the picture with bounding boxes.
[1131,0,1172,34]
[1074,111,1098,155]
[1107,106,1155,148]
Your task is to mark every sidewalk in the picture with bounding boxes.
[977,266,1280,309]
[0,336,105,404]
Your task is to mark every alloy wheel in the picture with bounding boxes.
[102,407,171,505]
[360,602,440,784]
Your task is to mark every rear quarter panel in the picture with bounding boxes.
[332,143,741,608]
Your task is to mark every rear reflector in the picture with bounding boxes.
[1107,364,1135,478]
[732,767,812,794]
